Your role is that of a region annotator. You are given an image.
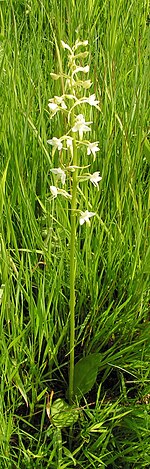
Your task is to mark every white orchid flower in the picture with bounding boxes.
[50,168,66,185]
[90,171,102,188]
[50,185,71,199]
[72,114,92,140]
[48,95,67,117]
[79,210,96,226]
[66,138,73,157]
[50,186,58,198]
[73,40,88,50]
[86,94,99,106]
[48,102,58,112]
[48,103,60,118]
[87,142,100,160]
[54,96,67,109]
[66,138,73,147]
[72,65,89,77]
[47,137,63,151]
[81,93,99,108]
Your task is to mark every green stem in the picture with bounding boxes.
[69,141,77,404]
[56,428,62,467]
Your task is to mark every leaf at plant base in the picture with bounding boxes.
[73,353,101,399]
[51,398,78,428]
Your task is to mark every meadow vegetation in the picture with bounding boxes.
[0,0,150,467]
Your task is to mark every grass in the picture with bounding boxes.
[0,0,150,467]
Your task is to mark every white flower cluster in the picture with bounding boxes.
[47,39,102,225]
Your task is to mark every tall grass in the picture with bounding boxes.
[0,0,150,467]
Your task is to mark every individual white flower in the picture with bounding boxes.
[48,96,67,117]
[79,210,96,226]
[72,114,92,140]
[72,65,89,76]
[87,142,100,160]
[50,186,58,198]
[50,168,66,185]
[47,137,63,151]
[50,185,71,199]
[90,171,102,188]
[48,102,58,113]
[66,137,73,157]
[54,96,67,109]
[66,138,73,148]
[73,40,88,50]
[86,94,99,107]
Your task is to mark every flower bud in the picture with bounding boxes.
[50,73,60,80]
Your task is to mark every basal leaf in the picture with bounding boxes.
[51,398,78,428]
[73,353,101,399]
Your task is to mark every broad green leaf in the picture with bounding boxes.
[51,398,78,428]
[73,353,101,399]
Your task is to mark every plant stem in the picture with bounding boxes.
[56,428,62,467]
[69,140,77,404]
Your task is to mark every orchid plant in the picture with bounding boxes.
[47,39,102,414]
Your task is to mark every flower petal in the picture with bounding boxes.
[79,210,96,225]
[50,186,58,197]
[47,137,63,151]
[50,167,66,185]
[90,171,102,188]
[61,40,72,52]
